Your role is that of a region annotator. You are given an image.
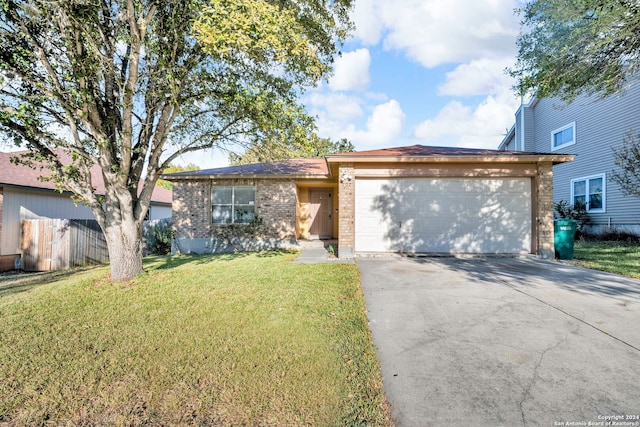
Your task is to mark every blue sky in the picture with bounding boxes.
[184,0,526,168]
[1,0,527,169]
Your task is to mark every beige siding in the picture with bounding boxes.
[353,163,538,178]
[295,184,339,240]
[296,187,311,239]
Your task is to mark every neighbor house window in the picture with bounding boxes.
[212,186,256,224]
[551,122,576,151]
[571,174,605,212]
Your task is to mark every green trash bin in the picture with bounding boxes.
[554,219,577,260]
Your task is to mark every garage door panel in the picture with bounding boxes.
[355,178,531,254]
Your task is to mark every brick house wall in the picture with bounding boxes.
[173,180,212,240]
[169,157,559,259]
[536,162,555,259]
[337,163,355,258]
[172,178,297,254]
[255,180,297,239]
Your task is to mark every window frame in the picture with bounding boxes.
[550,122,576,151]
[211,185,256,225]
[570,173,606,213]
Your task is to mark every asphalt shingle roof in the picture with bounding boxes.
[0,150,172,204]
[326,144,550,157]
[163,158,329,179]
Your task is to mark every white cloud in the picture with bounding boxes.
[306,92,364,121]
[340,100,406,146]
[351,0,519,68]
[438,58,516,97]
[309,0,524,152]
[329,48,372,92]
[351,1,384,45]
[306,92,366,141]
[413,93,519,149]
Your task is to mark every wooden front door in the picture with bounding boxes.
[309,189,333,239]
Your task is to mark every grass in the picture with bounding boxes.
[0,251,392,426]
[572,240,640,279]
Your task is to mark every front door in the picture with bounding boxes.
[309,189,333,239]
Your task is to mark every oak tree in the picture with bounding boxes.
[229,135,354,165]
[509,0,640,101]
[0,0,352,280]
[611,131,640,198]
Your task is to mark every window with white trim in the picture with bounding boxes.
[551,122,576,151]
[212,185,256,224]
[571,174,605,212]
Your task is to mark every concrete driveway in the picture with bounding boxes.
[357,256,640,427]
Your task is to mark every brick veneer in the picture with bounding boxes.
[172,178,296,241]
[337,163,355,258]
[536,162,555,258]
[171,162,557,259]
[173,180,212,239]
[255,180,297,239]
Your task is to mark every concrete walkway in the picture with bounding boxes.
[358,256,640,427]
[293,240,355,264]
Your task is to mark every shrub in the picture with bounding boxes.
[144,220,174,255]
[213,215,267,241]
[554,200,590,232]
[582,229,640,243]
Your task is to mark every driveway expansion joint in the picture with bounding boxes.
[497,277,640,354]
[357,257,640,426]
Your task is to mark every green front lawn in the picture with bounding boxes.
[0,252,392,426]
[572,240,640,279]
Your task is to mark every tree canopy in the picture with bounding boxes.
[157,163,201,190]
[509,0,640,101]
[611,131,640,198]
[0,0,353,280]
[229,135,354,165]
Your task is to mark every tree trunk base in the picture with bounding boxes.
[105,223,145,281]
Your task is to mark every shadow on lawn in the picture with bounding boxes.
[0,265,100,299]
[146,249,297,272]
[402,256,640,302]
[0,250,297,298]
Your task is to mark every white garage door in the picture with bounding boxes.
[355,178,532,254]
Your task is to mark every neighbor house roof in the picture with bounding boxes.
[163,158,330,180]
[0,150,172,204]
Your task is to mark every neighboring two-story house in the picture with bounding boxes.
[499,83,640,236]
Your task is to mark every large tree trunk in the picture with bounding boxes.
[103,219,145,281]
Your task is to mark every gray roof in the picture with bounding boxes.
[162,158,329,180]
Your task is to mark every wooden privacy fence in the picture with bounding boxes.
[21,219,109,271]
